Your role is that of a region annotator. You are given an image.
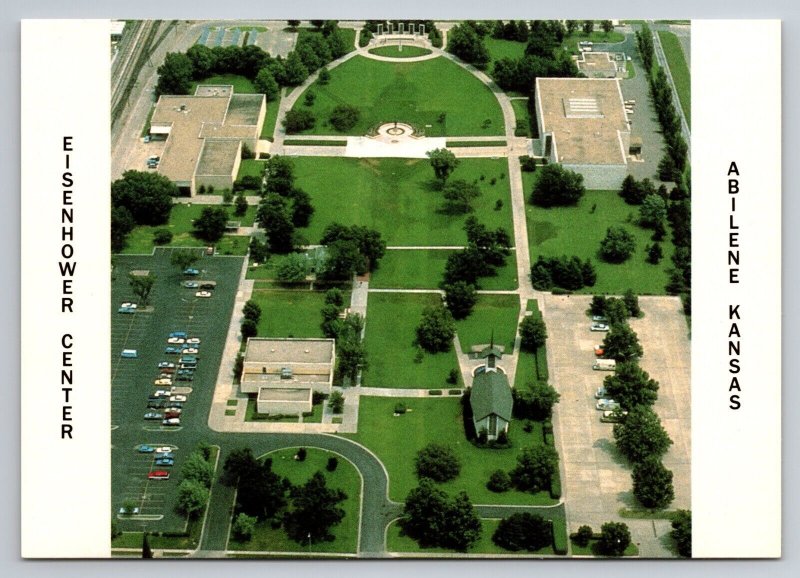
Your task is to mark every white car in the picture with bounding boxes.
[600,409,628,423]
[594,386,608,399]
[167,337,186,344]
[590,322,609,332]
[158,362,176,369]
[596,399,621,411]
[186,338,201,344]
[195,291,212,298]
[162,418,181,426]
[592,315,608,322]
[154,378,173,386]
[181,347,199,355]
[152,389,172,398]
[155,446,173,454]
[170,395,187,403]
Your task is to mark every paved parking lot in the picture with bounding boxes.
[542,293,690,557]
[111,249,244,532]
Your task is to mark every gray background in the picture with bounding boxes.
[1,0,797,576]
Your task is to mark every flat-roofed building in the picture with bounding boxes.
[535,77,631,189]
[149,85,266,195]
[256,387,313,416]
[240,338,336,402]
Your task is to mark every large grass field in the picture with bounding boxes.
[249,289,349,338]
[292,157,514,246]
[369,250,518,291]
[190,74,256,95]
[485,38,526,64]
[523,174,675,295]
[228,448,360,553]
[288,55,504,137]
[368,45,432,58]
[119,204,256,255]
[362,293,459,389]
[347,396,557,505]
[455,294,520,353]
[657,31,691,128]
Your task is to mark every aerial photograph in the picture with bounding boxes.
[109,19,692,559]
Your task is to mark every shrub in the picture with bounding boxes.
[240,318,257,339]
[329,390,345,414]
[329,104,361,132]
[296,447,307,461]
[428,389,443,396]
[326,456,339,472]
[153,228,173,245]
[520,155,538,172]
[492,513,553,552]
[530,164,585,207]
[549,469,562,499]
[446,368,460,385]
[283,109,316,133]
[394,402,407,414]
[553,523,568,555]
[303,91,316,106]
[599,226,636,263]
[448,389,462,395]
[598,522,631,556]
[574,525,594,547]
[486,469,512,493]
[415,443,461,483]
[232,513,257,541]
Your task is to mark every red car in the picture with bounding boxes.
[148,470,170,480]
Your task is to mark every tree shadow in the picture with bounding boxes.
[593,437,630,467]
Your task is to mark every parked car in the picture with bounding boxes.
[152,389,172,398]
[164,410,181,419]
[148,470,170,480]
[195,291,212,298]
[594,344,605,357]
[158,362,176,369]
[600,409,629,423]
[183,281,199,289]
[590,322,609,332]
[158,368,175,375]
[183,268,199,276]
[592,315,608,322]
[167,337,186,345]
[181,347,199,355]
[170,395,187,403]
[118,506,140,515]
[596,399,621,411]
[186,338,201,345]
[137,444,155,453]
[154,457,174,467]
[164,346,181,354]
[166,402,183,410]
[595,386,608,399]
[162,418,181,426]
[176,368,194,375]
[169,331,188,339]
[157,452,175,460]
[155,447,173,454]
[176,373,194,382]
[154,378,173,386]
[143,412,162,420]
[147,399,166,409]
[117,302,137,314]
[121,349,138,358]
[179,355,198,364]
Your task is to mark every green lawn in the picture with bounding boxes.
[387,518,564,556]
[455,294,520,352]
[292,157,514,246]
[215,235,251,256]
[657,31,691,128]
[485,38,527,64]
[250,289,347,338]
[562,30,626,54]
[369,250,518,291]
[190,74,256,95]
[228,448,360,553]
[289,55,504,137]
[261,91,282,140]
[510,99,531,137]
[368,45,432,58]
[347,396,557,505]
[119,204,256,255]
[362,293,459,389]
[237,159,265,180]
[514,300,549,388]
[523,174,675,295]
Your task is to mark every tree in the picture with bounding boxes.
[328,390,344,413]
[632,457,675,509]
[599,226,636,263]
[181,450,214,487]
[613,406,673,463]
[487,469,512,492]
[448,23,490,69]
[565,20,579,36]
[603,361,659,409]
[622,289,641,317]
[222,447,258,485]
[111,170,176,226]
[324,287,345,308]
[601,20,614,34]
[602,322,643,362]
[287,20,301,28]
[186,44,216,79]
[574,525,593,547]
[254,67,280,99]
[231,453,289,520]
[582,20,595,35]
[176,478,210,517]
[289,188,315,228]
[283,51,309,85]
[263,155,295,196]
[326,456,339,472]
[320,223,386,272]
[598,521,631,556]
[510,445,559,493]
[401,480,481,551]
[111,205,135,253]
[442,248,485,286]
[590,295,607,317]
[318,66,331,84]
[284,471,347,544]
[275,253,309,283]
[283,109,316,133]
[619,175,647,205]
[320,239,366,281]
[234,193,248,217]
[193,206,229,243]
[603,297,630,324]
[232,513,257,541]
[415,443,461,483]
[441,179,481,213]
[337,338,368,384]
[257,196,295,253]
[519,316,547,351]
[142,532,153,559]
[329,104,361,132]
[646,242,664,264]
[426,148,460,185]
[152,228,172,245]
[156,52,193,96]
[530,164,585,207]
[129,273,155,306]
[492,513,552,552]
[671,510,692,557]
[241,318,257,340]
[242,300,262,323]
[464,217,511,268]
[443,281,477,320]
[415,306,456,353]
[639,194,667,228]
[513,382,560,420]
